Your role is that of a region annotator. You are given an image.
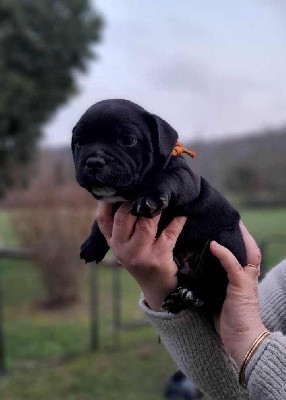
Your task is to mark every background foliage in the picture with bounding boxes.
[0,0,102,195]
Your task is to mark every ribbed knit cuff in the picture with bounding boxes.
[245,332,286,399]
[259,260,286,333]
[139,298,248,400]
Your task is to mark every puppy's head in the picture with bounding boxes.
[72,99,178,201]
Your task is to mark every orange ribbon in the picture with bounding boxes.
[172,141,197,158]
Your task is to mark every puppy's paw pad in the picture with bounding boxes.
[130,195,169,218]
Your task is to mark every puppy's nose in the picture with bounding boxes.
[86,157,105,170]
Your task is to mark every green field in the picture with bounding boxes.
[0,267,175,400]
[241,208,286,270]
[0,211,176,400]
[0,209,285,399]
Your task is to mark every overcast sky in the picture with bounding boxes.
[43,0,286,147]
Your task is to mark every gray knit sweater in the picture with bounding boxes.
[139,259,286,399]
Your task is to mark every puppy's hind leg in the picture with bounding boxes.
[80,220,110,263]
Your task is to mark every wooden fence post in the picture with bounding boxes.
[112,262,121,348]
[90,263,99,351]
[0,270,5,375]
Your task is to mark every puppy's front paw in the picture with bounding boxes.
[80,237,106,263]
[162,287,204,313]
[130,194,169,218]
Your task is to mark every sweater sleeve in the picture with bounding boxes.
[245,332,286,399]
[139,259,286,400]
[259,259,286,333]
[243,259,286,398]
[139,299,248,399]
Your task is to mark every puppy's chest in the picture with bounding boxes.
[100,195,127,203]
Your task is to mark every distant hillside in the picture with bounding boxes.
[2,126,286,207]
[185,126,286,206]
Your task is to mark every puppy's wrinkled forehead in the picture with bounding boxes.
[74,99,149,140]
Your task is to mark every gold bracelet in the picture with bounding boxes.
[239,330,270,387]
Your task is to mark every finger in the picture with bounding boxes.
[157,216,187,248]
[96,202,113,240]
[239,220,261,266]
[131,213,161,248]
[244,263,261,279]
[112,202,137,243]
[210,241,243,287]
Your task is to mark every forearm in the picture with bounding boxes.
[139,298,248,400]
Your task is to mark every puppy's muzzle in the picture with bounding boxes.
[86,156,106,171]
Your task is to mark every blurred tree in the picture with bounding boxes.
[0,0,102,195]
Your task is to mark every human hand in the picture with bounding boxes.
[95,202,187,311]
[210,221,267,368]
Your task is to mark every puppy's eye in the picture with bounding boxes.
[120,136,137,147]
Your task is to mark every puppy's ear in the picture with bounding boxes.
[148,114,178,167]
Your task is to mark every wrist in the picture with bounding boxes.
[142,276,178,311]
[135,260,178,311]
[226,323,267,368]
[239,329,270,387]
[143,292,167,311]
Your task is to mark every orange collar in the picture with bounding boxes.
[172,141,197,158]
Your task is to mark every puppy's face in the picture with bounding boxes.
[72,99,178,202]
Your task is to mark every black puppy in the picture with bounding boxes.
[72,99,247,314]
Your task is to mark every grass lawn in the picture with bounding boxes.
[241,208,286,269]
[0,260,176,400]
[0,208,285,399]
[0,341,175,400]
[0,211,176,399]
